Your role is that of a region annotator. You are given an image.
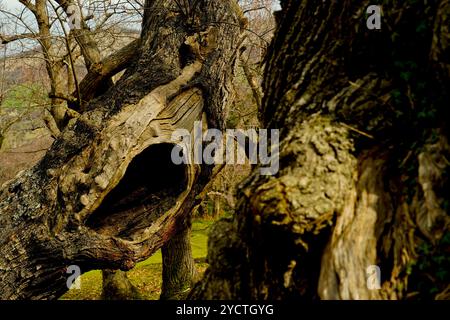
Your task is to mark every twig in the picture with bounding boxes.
[3,148,49,154]
[340,122,375,140]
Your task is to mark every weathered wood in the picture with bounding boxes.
[0,0,242,299]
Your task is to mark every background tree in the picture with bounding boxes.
[0,0,142,131]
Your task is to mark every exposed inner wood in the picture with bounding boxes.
[87,143,187,240]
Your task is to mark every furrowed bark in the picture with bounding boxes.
[0,0,242,299]
[191,0,449,300]
[54,0,142,297]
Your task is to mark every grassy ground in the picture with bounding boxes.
[60,220,212,300]
[1,84,49,109]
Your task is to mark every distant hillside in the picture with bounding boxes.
[0,27,139,96]
[0,27,139,185]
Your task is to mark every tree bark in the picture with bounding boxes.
[191,0,449,300]
[161,216,198,300]
[0,0,243,299]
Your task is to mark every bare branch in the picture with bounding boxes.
[18,0,36,14]
[75,38,141,109]
[0,33,36,44]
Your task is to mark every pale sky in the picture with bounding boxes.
[1,0,24,11]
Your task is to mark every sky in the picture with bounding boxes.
[1,0,23,11]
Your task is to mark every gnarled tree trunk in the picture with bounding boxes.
[0,0,243,299]
[191,0,449,300]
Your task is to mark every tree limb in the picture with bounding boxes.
[74,38,141,110]
[0,33,37,45]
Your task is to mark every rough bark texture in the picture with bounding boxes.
[160,217,198,300]
[0,0,242,299]
[191,0,449,300]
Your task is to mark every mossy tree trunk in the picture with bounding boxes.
[191,0,449,300]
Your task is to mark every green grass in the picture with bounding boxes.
[136,219,212,267]
[1,84,48,109]
[60,219,213,300]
